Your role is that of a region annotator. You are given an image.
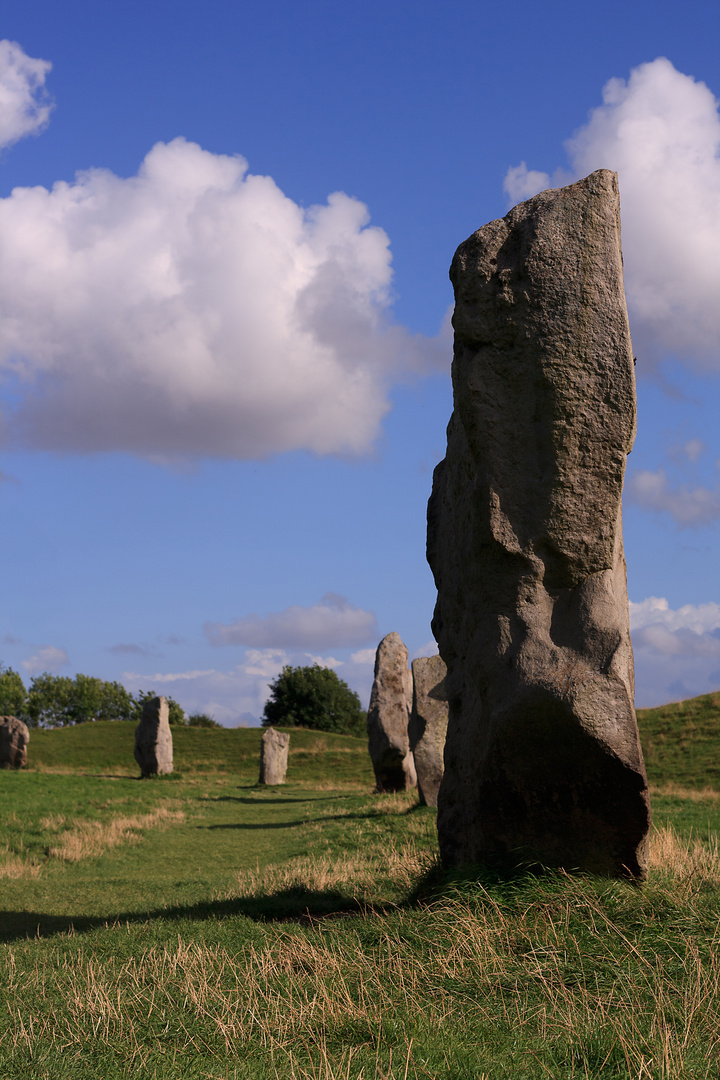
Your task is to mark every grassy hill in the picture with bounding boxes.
[24,687,720,792]
[28,720,375,787]
[637,690,720,789]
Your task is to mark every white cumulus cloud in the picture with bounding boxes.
[350,647,377,665]
[630,597,720,706]
[630,596,720,637]
[411,639,439,661]
[0,136,445,460]
[504,58,720,373]
[205,593,378,650]
[0,40,53,151]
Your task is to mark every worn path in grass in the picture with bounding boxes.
[1,726,418,941]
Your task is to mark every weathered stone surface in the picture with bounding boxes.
[428,170,651,880]
[134,696,173,777]
[409,656,448,807]
[367,632,417,792]
[0,716,29,769]
[259,728,290,784]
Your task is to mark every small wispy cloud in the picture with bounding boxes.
[668,438,706,464]
[21,644,68,676]
[205,593,378,650]
[411,640,439,661]
[107,643,154,656]
[0,40,53,152]
[625,468,720,527]
[350,647,377,665]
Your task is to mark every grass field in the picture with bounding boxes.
[1,701,720,1079]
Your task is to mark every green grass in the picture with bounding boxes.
[637,690,720,791]
[1,705,720,1078]
[28,720,375,785]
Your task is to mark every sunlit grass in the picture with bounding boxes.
[2,707,720,1077]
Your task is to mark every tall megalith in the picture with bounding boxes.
[367,632,417,792]
[134,695,173,777]
[427,170,651,880]
[259,728,290,785]
[409,656,448,807]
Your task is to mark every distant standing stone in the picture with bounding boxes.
[259,728,290,784]
[134,696,173,777]
[428,170,651,880]
[0,716,29,769]
[367,632,417,792]
[409,656,448,807]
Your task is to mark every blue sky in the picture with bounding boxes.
[1,0,719,721]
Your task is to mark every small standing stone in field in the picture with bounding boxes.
[0,716,29,769]
[409,656,448,808]
[367,632,417,792]
[259,728,290,784]
[428,169,651,880]
[134,696,173,777]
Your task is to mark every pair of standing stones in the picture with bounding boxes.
[372,171,651,880]
[367,632,448,808]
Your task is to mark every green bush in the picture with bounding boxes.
[187,712,221,728]
[262,664,366,736]
[0,664,27,718]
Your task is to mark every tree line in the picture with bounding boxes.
[0,665,219,728]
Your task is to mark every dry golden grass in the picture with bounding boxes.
[0,847,42,879]
[649,782,720,802]
[648,822,720,889]
[221,839,433,905]
[290,738,328,755]
[48,804,186,863]
[39,814,67,831]
[1,803,186,879]
[31,762,134,776]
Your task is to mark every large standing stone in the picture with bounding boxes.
[259,728,290,784]
[427,170,651,880]
[0,716,29,769]
[409,656,448,807]
[367,632,417,792]
[134,696,173,777]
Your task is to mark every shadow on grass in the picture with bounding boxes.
[200,808,396,830]
[0,860,614,945]
[202,793,353,805]
[0,887,395,943]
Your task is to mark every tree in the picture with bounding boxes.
[26,673,137,727]
[0,665,27,718]
[262,664,365,735]
[133,690,186,725]
[26,674,75,727]
[68,675,136,724]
